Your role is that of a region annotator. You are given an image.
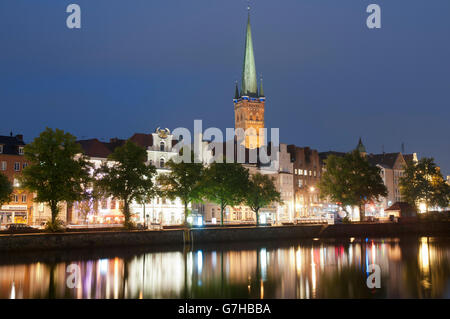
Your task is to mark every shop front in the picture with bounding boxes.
[0,205,28,225]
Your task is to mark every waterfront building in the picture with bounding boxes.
[0,133,34,226]
[287,145,322,219]
[72,128,188,226]
[319,138,419,220]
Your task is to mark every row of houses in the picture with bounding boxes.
[0,129,420,227]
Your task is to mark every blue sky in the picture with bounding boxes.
[0,0,449,174]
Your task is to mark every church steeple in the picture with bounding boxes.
[241,8,258,97]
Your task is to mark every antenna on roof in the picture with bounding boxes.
[401,142,405,154]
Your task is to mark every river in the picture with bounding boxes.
[0,236,449,298]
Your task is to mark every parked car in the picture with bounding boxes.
[6,223,34,231]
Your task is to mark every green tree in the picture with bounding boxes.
[95,140,156,229]
[318,150,387,221]
[244,173,282,225]
[400,157,450,212]
[157,151,204,227]
[202,160,250,225]
[0,172,13,206]
[20,128,92,231]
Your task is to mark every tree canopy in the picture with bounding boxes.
[244,173,281,225]
[95,140,156,228]
[318,150,387,221]
[202,160,250,225]
[0,172,13,206]
[157,150,204,227]
[20,128,92,230]
[399,157,450,211]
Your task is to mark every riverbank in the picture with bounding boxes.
[0,221,449,252]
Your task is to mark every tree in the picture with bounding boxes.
[400,157,450,212]
[20,128,92,230]
[318,150,387,221]
[202,160,250,226]
[95,140,156,229]
[157,151,204,227]
[244,173,282,225]
[0,172,13,206]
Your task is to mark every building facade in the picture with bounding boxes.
[287,145,322,218]
[0,134,34,226]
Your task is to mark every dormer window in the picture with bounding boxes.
[0,145,3,153]
[160,141,165,152]
[18,146,24,155]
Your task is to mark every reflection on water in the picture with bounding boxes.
[1,237,450,299]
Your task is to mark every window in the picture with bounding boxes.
[295,169,298,175]
[0,161,6,171]
[149,159,153,166]
[298,180,303,187]
[314,171,317,177]
[160,158,165,168]
[22,163,28,169]
[22,195,27,203]
[18,147,24,155]
[101,199,108,210]
[0,145,3,154]
[13,179,20,187]
[160,142,165,152]
[14,195,19,203]
[14,162,20,171]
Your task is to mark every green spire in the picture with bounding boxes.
[241,10,258,96]
[356,137,366,154]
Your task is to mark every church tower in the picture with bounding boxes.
[234,8,266,149]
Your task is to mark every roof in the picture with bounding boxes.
[385,202,417,213]
[403,154,417,166]
[367,153,402,169]
[356,138,366,153]
[241,11,258,97]
[77,139,114,158]
[0,135,25,155]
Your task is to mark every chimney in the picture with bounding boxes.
[16,134,23,141]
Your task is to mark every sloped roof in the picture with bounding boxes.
[0,135,26,155]
[385,202,416,212]
[77,139,114,158]
[367,153,402,169]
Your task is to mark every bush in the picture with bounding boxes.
[44,219,66,232]
[342,216,352,224]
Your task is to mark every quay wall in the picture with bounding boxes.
[0,222,449,252]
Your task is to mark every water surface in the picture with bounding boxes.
[1,236,449,299]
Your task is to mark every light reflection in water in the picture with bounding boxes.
[0,237,449,299]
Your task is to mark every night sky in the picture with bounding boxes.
[0,0,449,174]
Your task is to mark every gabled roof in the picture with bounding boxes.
[129,133,153,148]
[367,153,402,169]
[77,139,114,158]
[385,202,417,212]
[0,135,26,155]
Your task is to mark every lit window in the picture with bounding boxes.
[22,195,27,202]
[0,161,6,171]
[18,147,24,155]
